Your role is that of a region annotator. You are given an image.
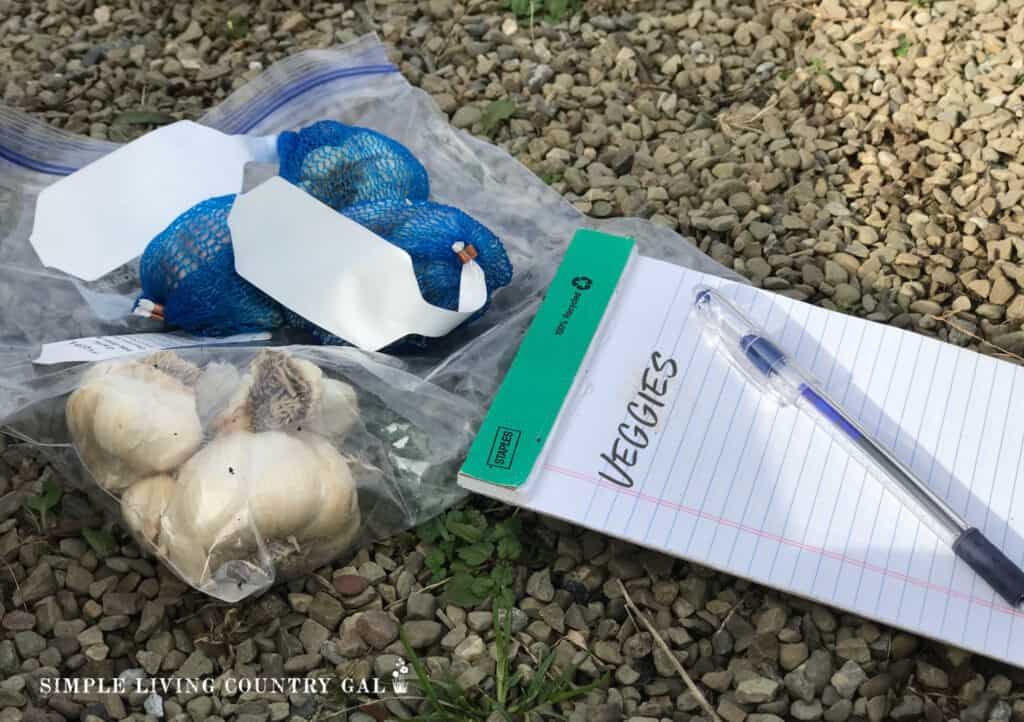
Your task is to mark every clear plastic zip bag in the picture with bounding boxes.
[8,345,477,602]
[0,35,741,599]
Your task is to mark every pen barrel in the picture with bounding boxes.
[795,385,966,547]
[953,528,1024,607]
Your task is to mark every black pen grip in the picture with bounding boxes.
[953,527,1024,607]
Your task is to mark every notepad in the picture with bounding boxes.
[460,230,1024,667]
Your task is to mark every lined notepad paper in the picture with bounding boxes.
[464,254,1024,666]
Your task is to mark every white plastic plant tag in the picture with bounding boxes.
[34,331,272,365]
[228,177,487,351]
[31,121,278,282]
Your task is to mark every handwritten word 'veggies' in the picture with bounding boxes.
[598,351,678,488]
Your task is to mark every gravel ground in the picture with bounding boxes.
[3,0,1024,721]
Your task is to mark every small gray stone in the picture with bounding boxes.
[401,620,443,649]
[757,606,788,634]
[890,694,924,720]
[989,700,1013,722]
[791,699,824,721]
[284,654,321,673]
[776,148,802,169]
[453,634,486,662]
[831,660,867,699]
[539,602,565,633]
[187,696,214,720]
[14,630,45,657]
[526,569,554,602]
[299,620,329,655]
[137,650,163,676]
[144,694,164,718]
[915,660,948,689]
[441,623,467,651]
[102,592,139,617]
[0,641,16,673]
[405,592,437,621]
[136,601,164,642]
[77,625,103,648]
[357,561,386,584]
[466,611,492,633]
[33,598,61,636]
[451,106,482,129]
[356,610,399,649]
[594,640,623,665]
[780,642,809,671]
[835,637,871,664]
[84,643,109,661]
[17,564,56,605]
[2,611,35,632]
[866,695,888,722]
[307,593,345,630]
[736,676,779,704]
[824,699,852,722]
[859,673,892,699]
[175,651,213,679]
[622,632,653,659]
[708,214,739,233]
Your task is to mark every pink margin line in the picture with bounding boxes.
[542,462,1024,619]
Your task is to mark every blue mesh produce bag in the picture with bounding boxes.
[136,191,512,345]
[135,195,286,336]
[291,198,514,345]
[134,117,511,344]
[277,120,430,210]
[343,199,513,310]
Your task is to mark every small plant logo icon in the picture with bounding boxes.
[391,658,410,694]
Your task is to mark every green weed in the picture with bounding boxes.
[82,527,117,558]
[417,506,527,607]
[480,99,518,138]
[507,0,584,24]
[894,35,912,57]
[807,58,846,91]
[401,600,607,721]
[224,16,251,41]
[24,474,62,529]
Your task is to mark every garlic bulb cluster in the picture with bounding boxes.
[66,350,362,594]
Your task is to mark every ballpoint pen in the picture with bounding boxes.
[693,286,1024,607]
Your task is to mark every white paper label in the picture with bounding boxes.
[34,332,272,365]
[31,121,278,282]
[228,177,487,351]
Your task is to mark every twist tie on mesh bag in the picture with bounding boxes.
[276,120,430,209]
[454,242,477,264]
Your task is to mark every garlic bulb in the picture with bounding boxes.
[298,378,360,439]
[158,429,360,586]
[121,474,176,544]
[213,350,323,433]
[68,349,364,594]
[213,350,359,438]
[66,357,203,491]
